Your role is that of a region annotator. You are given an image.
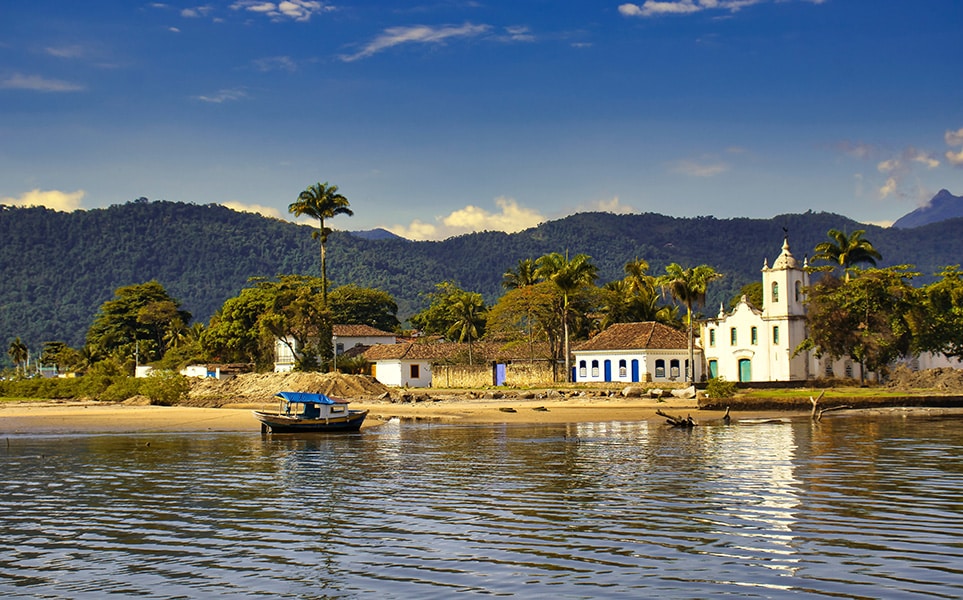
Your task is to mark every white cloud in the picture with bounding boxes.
[878,177,898,199]
[0,73,84,92]
[1,189,85,211]
[341,23,491,62]
[385,197,545,241]
[875,146,941,198]
[181,5,214,18]
[836,140,875,160]
[222,201,283,219]
[577,196,636,214]
[195,88,247,103]
[946,127,963,167]
[230,1,333,22]
[620,0,806,18]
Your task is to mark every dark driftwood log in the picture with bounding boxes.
[656,409,696,428]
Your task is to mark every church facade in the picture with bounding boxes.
[700,238,860,382]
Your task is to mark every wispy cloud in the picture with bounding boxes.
[619,0,821,18]
[385,196,544,240]
[946,127,963,167]
[0,73,85,92]
[341,23,491,62]
[576,196,637,214]
[836,140,876,160]
[1,189,86,211]
[876,147,940,199]
[195,88,248,103]
[230,1,334,22]
[181,5,215,18]
[670,158,729,177]
[252,56,297,72]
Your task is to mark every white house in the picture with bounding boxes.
[363,342,436,387]
[275,324,397,373]
[571,321,702,383]
[701,237,862,382]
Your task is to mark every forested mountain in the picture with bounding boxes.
[4,198,963,352]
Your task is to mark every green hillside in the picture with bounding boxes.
[3,198,962,353]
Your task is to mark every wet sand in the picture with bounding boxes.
[0,396,761,435]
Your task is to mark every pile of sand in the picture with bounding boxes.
[887,366,963,392]
[186,372,390,407]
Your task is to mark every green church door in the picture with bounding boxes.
[738,359,752,382]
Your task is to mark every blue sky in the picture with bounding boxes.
[2,1,961,240]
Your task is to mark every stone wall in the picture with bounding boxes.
[433,361,558,388]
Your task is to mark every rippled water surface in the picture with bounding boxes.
[2,413,962,598]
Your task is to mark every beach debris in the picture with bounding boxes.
[810,390,851,422]
[671,386,697,399]
[656,409,696,428]
[532,406,549,412]
[499,407,517,413]
[621,385,645,397]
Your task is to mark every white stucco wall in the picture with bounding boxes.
[572,349,702,383]
[372,360,433,387]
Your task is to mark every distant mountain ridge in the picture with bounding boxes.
[4,200,963,352]
[893,189,963,229]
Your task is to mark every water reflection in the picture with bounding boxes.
[1,415,962,598]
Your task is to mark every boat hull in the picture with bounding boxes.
[253,409,368,433]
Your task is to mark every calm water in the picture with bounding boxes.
[2,412,962,598]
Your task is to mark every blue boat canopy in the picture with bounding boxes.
[275,391,341,405]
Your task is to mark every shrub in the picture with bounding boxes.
[139,371,192,406]
[706,377,737,399]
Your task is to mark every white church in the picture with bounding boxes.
[701,238,862,383]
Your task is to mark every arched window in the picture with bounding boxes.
[794,280,802,302]
[618,359,627,378]
[772,281,779,303]
[579,360,587,378]
[751,326,758,345]
[655,360,666,378]
[670,359,681,379]
[591,360,599,378]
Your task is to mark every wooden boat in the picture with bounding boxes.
[253,392,368,433]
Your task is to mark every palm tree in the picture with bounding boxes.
[502,258,538,290]
[446,291,486,365]
[536,252,598,382]
[812,229,882,281]
[288,182,354,303]
[657,264,722,383]
[7,337,28,377]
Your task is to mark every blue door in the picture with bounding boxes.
[604,360,612,382]
[631,359,639,382]
[709,360,718,379]
[739,358,752,382]
[495,363,507,386]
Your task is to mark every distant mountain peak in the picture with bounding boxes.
[892,189,963,229]
[348,228,406,241]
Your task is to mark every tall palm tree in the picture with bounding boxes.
[446,291,486,365]
[502,258,538,290]
[657,263,722,383]
[536,252,597,382]
[7,337,28,377]
[288,182,354,303]
[812,229,882,281]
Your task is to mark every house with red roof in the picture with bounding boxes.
[571,321,700,383]
[274,324,397,373]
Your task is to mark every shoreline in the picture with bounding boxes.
[3,395,961,435]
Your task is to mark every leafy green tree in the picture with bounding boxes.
[729,282,763,310]
[288,182,353,303]
[799,267,921,383]
[913,265,963,359]
[657,263,723,383]
[409,281,469,336]
[254,275,331,371]
[86,281,191,366]
[535,252,598,382]
[40,341,83,374]
[203,286,276,368]
[328,284,400,331]
[7,337,28,376]
[486,281,562,363]
[446,291,487,365]
[811,229,882,281]
[600,258,675,329]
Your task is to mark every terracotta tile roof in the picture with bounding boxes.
[333,324,396,338]
[573,322,688,352]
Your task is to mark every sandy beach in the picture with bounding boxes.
[0,396,751,435]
